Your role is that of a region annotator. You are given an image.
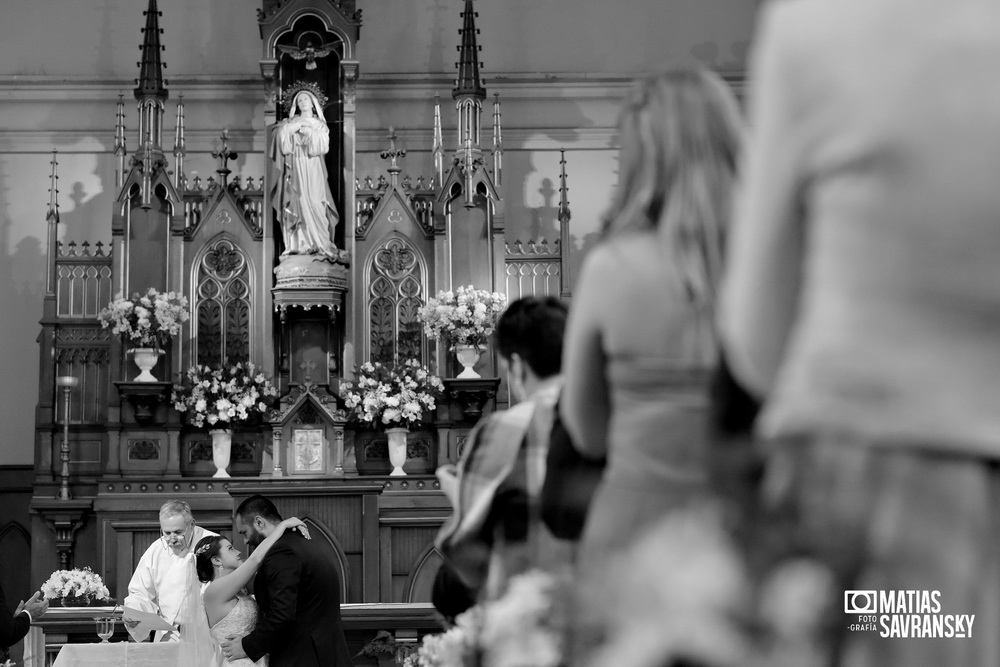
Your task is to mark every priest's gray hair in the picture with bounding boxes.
[159,499,194,524]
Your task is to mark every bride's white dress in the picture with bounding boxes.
[210,592,268,667]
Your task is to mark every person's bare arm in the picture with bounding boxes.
[204,518,310,605]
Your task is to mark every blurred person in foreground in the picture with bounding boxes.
[560,68,742,570]
[124,499,221,664]
[435,296,575,608]
[718,1,1000,664]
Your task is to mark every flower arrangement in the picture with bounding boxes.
[358,630,417,663]
[404,569,569,667]
[98,288,190,349]
[40,567,112,605]
[171,361,278,428]
[340,359,443,428]
[359,630,399,658]
[418,286,507,348]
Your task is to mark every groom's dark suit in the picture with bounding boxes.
[241,531,353,666]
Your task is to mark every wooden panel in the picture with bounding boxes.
[389,526,438,574]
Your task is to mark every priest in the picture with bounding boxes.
[124,500,220,665]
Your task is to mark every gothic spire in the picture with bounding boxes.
[134,0,168,102]
[453,0,485,100]
[46,150,59,296]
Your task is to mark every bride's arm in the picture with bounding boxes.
[204,518,310,604]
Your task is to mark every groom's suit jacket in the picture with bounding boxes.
[241,531,353,666]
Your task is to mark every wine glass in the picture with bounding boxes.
[95,616,115,643]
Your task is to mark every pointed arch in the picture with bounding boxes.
[300,516,350,603]
[189,234,256,366]
[402,545,445,604]
[363,233,429,365]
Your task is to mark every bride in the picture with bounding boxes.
[194,517,310,666]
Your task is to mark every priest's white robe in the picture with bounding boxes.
[124,525,222,666]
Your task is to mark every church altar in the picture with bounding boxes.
[24,0,566,645]
[25,603,440,667]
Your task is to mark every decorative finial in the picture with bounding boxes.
[558,148,570,222]
[47,150,59,224]
[212,128,238,187]
[380,126,407,178]
[492,92,503,187]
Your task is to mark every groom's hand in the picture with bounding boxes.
[221,635,248,662]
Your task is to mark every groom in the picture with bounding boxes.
[221,495,353,666]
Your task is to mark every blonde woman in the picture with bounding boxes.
[560,68,742,567]
[194,518,310,666]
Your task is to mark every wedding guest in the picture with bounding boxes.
[0,584,46,650]
[435,296,575,605]
[560,68,742,569]
[124,500,220,665]
[718,0,1000,664]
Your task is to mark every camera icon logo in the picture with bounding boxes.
[844,590,877,614]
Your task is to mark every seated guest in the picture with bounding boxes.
[435,296,575,604]
[1,584,47,651]
[124,499,221,665]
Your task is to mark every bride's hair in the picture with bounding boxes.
[194,535,225,583]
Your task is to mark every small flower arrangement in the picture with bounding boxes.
[41,567,112,605]
[172,361,278,428]
[340,359,443,428]
[98,288,190,349]
[358,630,416,663]
[418,286,507,348]
[360,630,399,658]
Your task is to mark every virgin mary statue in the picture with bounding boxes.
[269,89,340,259]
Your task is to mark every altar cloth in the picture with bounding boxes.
[52,642,181,667]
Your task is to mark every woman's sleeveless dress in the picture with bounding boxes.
[210,593,268,667]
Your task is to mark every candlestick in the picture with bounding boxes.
[56,375,79,501]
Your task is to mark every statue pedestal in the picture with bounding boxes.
[272,253,351,322]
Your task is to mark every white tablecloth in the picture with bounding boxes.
[52,643,180,667]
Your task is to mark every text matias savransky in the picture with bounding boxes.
[844,590,975,638]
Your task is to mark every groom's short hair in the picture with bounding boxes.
[235,495,283,525]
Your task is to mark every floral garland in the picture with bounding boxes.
[172,361,278,428]
[418,286,507,348]
[340,359,443,428]
[40,567,111,603]
[98,288,189,349]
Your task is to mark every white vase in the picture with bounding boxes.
[131,347,161,382]
[455,344,482,379]
[386,427,409,477]
[210,429,232,478]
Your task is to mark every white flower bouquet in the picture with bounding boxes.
[40,567,112,605]
[418,286,507,348]
[171,361,278,428]
[340,359,443,428]
[98,288,190,349]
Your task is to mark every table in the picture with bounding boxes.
[51,643,180,667]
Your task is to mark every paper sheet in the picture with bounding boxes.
[121,606,176,638]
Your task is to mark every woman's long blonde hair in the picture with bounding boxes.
[604,68,742,315]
